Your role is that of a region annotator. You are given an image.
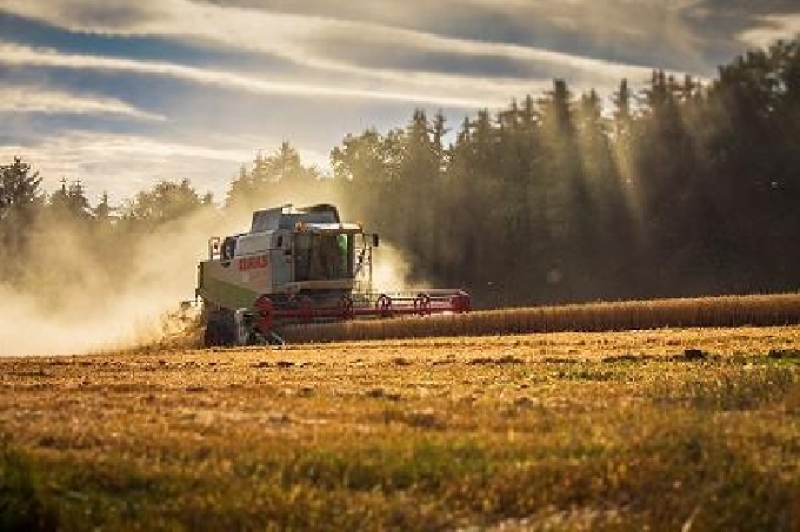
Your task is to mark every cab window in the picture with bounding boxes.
[294,233,354,281]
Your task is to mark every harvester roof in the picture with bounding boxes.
[251,204,341,233]
[295,222,363,234]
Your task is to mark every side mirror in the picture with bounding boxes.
[372,234,380,247]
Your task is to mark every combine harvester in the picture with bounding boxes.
[195,204,470,346]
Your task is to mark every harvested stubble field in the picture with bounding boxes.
[2,327,800,531]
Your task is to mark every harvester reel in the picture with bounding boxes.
[253,295,274,336]
[451,292,471,313]
[414,293,432,316]
[299,296,314,321]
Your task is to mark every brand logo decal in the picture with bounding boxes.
[239,255,268,271]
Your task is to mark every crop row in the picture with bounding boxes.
[281,292,800,343]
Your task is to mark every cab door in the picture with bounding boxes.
[270,231,293,289]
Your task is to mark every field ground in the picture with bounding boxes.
[2,326,800,530]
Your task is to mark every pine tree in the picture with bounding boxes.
[0,157,43,280]
[93,191,115,225]
[0,157,42,220]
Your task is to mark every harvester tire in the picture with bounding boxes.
[204,309,236,347]
[203,321,220,347]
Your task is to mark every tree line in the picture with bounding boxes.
[2,39,799,307]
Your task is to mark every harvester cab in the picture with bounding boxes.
[196,204,469,346]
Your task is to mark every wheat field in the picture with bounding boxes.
[281,292,800,343]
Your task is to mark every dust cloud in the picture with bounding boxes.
[0,210,221,357]
[369,242,420,294]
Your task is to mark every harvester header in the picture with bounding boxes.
[196,204,469,346]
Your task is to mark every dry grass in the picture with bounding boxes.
[1,326,799,530]
[282,292,800,343]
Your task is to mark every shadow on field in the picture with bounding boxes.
[0,441,58,531]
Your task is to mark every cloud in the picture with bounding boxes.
[3,0,798,87]
[0,129,335,203]
[305,0,800,77]
[0,0,671,94]
[0,85,164,120]
[739,14,800,49]
[0,41,520,109]
[302,26,660,87]
[0,130,252,202]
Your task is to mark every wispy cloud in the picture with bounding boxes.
[739,14,800,48]
[0,85,164,120]
[0,0,664,90]
[0,130,331,203]
[0,42,519,108]
[2,0,797,94]
[0,131,252,202]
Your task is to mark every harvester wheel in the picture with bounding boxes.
[203,321,219,347]
[204,309,236,347]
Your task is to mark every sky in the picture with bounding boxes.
[1,0,799,205]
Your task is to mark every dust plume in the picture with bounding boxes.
[0,208,222,356]
[369,241,419,293]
